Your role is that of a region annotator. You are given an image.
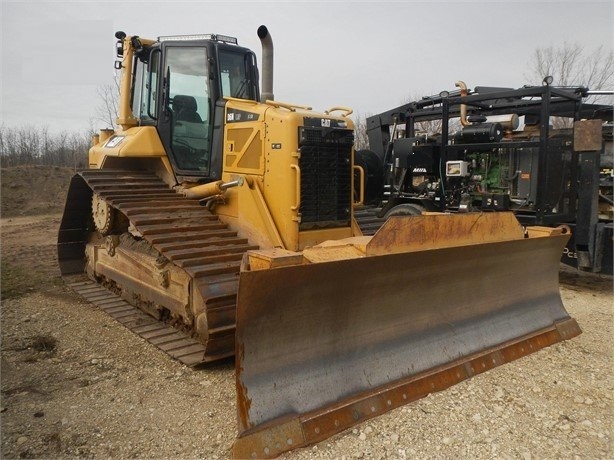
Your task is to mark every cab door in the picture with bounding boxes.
[157,45,213,178]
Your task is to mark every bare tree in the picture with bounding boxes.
[414,118,444,136]
[352,112,371,151]
[94,72,121,129]
[526,43,613,127]
[527,43,613,93]
[0,125,90,168]
[403,94,457,137]
[351,98,451,154]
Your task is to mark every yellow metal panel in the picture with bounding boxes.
[298,227,354,250]
[89,126,167,165]
[216,177,284,249]
[247,249,304,271]
[219,99,357,251]
[237,135,263,169]
[227,127,252,150]
[225,154,237,167]
[224,100,266,175]
[260,108,303,250]
[88,126,174,182]
[224,125,264,171]
[118,127,167,157]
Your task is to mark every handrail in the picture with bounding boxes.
[290,164,301,211]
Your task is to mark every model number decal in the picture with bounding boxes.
[226,109,259,123]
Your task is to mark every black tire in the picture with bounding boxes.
[384,203,425,218]
[354,150,384,205]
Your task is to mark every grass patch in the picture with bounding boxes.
[31,335,58,352]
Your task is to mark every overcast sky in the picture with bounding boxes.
[1,0,612,133]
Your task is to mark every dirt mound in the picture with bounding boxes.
[1,166,74,217]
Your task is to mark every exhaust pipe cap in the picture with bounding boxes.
[257,25,269,39]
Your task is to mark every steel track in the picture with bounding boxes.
[58,170,257,365]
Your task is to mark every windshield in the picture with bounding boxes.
[219,51,254,100]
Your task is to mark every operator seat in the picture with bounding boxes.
[172,95,202,123]
[171,95,208,171]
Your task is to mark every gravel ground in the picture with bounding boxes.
[1,213,612,459]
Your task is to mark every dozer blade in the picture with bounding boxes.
[233,213,581,458]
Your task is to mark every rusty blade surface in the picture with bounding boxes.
[234,234,579,457]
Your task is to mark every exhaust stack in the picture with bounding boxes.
[455,80,469,126]
[257,25,274,102]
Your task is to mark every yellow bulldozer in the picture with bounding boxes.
[58,26,581,457]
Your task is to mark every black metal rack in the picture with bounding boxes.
[365,84,613,273]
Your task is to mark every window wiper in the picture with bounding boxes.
[234,79,248,99]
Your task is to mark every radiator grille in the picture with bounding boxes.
[298,127,353,230]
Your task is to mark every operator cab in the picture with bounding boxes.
[127,33,260,180]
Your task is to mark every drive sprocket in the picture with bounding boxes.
[92,193,115,235]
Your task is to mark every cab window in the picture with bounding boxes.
[134,49,160,121]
